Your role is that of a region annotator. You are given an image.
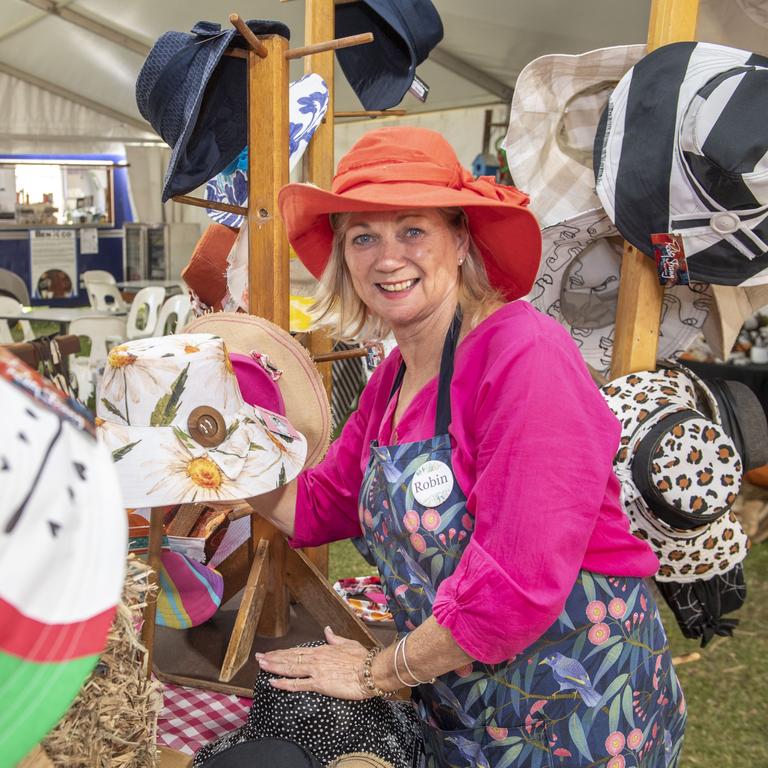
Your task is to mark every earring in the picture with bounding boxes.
[458,257,464,266]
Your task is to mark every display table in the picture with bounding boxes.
[0,306,127,333]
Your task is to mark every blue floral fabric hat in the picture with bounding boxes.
[136,19,290,202]
[205,73,329,228]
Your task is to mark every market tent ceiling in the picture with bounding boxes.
[0,0,654,147]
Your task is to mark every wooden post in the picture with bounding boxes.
[247,34,291,329]
[301,0,336,576]
[610,0,700,378]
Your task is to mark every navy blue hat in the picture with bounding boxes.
[335,0,443,110]
[136,19,290,202]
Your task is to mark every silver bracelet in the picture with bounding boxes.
[401,632,436,685]
[393,636,419,688]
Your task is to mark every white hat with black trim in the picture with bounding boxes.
[594,41,768,286]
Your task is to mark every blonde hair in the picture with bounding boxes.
[310,207,505,342]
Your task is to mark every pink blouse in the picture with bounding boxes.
[293,301,659,663]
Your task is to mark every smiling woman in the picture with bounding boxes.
[245,127,688,768]
[310,207,504,342]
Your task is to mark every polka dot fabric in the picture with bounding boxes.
[192,642,424,768]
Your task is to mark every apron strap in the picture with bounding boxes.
[387,307,463,435]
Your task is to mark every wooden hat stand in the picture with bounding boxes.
[147,0,406,693]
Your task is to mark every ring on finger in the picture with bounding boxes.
[297,652,304,665]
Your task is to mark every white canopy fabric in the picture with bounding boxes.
[0,0,655,148]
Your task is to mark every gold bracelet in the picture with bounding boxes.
[361,646,391,698]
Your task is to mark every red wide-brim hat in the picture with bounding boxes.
[278,127,542,302]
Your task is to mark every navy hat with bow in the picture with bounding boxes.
[335,0,443,110]
[136,19,290,202]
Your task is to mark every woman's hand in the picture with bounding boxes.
[254,626,374,700]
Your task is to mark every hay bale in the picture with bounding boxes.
[43,555,163,767]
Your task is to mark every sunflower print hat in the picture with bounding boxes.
[97,333,307,507]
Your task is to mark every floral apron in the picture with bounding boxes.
[359,311,687,768]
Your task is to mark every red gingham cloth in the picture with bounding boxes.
[157,682,251,756]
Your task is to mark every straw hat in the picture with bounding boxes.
[278,126,541,302]
[0,349,126,766]
[184,313,330,468]
[97,333,308,507]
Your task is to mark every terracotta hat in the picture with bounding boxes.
[278,126,542,302]
[504,44,645,228]
[181,224,238,311]
[0,349,126,765]
[97,333,308,507]
[184,313,330,468]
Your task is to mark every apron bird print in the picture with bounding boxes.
[539,652,601,707]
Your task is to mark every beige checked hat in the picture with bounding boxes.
[504,44,645,228]
[703,283,768,361]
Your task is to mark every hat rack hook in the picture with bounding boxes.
[610,0,700,378]
[157,1,379,693]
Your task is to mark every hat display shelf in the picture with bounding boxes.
[157,4,380,693]
[610,0,700,378]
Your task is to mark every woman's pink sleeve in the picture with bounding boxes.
[289,360,391,549]
[432,329,622,664]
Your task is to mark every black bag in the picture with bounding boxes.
[196,737,322,767]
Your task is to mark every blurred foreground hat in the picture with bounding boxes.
[136,19,290,201]
[279,127,541,302]
[531,208,711,374]
[594,41,768,285]
[504,44,645,227]
[184,313,330,468]
[0,349,126,765]
[97,333,307,507]
[335,0,443,110]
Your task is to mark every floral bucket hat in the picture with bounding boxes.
[601,365,768,644]
[96,333,307,507]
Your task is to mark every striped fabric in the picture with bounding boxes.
[331,343,367,433]
[156,551,223,630]
[594,41,768,286]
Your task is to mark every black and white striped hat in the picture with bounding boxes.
[594,41,768,286]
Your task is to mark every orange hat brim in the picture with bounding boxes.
[278,181,542,302]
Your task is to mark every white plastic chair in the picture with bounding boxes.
[126,286,166,340]
[0,296,35,343]
[0,268,31,304]
[86,281,127,313]
[154,294,192,336]
[81,269,117,286]
[68,316,127,404]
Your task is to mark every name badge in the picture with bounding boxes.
[411,460,454,507]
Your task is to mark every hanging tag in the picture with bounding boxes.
[256,406,300,440]
[408,75,430,103]
[651,233,690,286]
[411,460,454,507]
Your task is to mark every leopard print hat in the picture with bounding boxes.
[601,366,750,583]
